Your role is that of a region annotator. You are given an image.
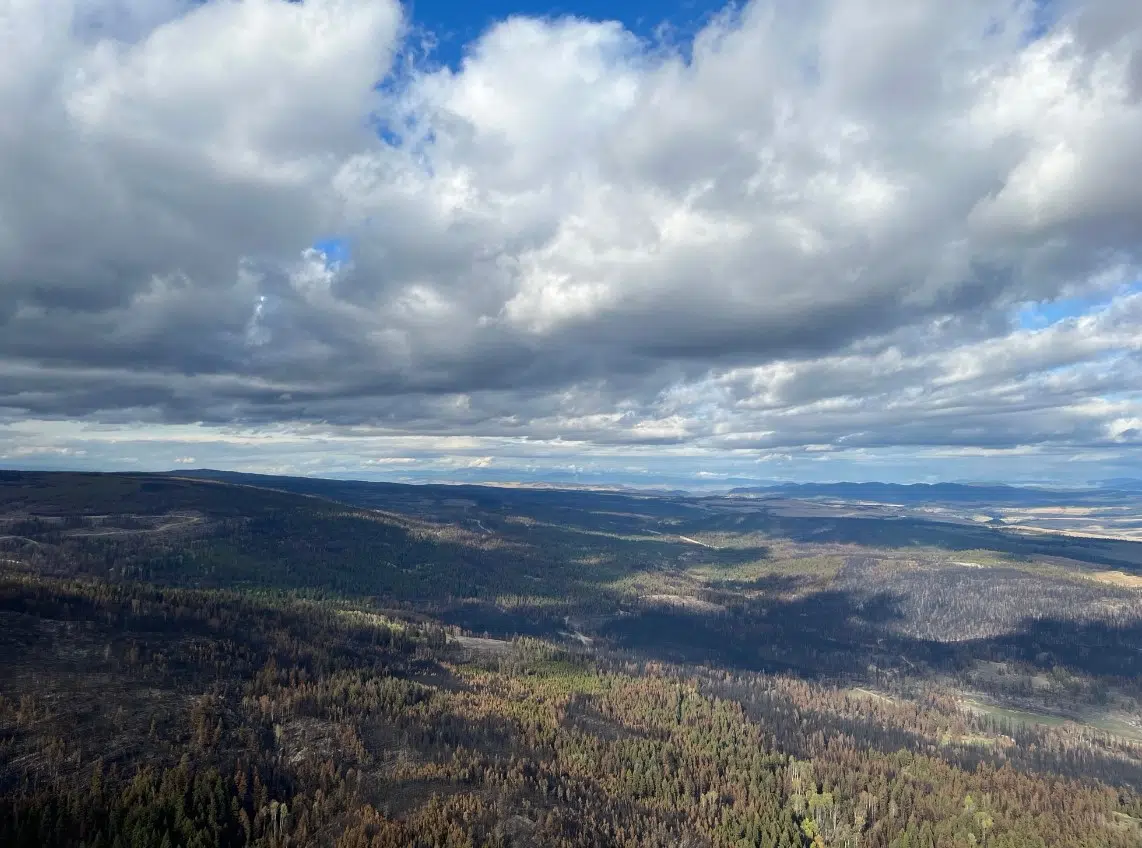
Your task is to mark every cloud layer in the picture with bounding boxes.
[2,0,1142,482]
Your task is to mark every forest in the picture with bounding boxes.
[2,469,1142,847]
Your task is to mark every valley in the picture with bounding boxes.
[2,470,1142,846]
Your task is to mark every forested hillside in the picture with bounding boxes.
[2,471,1142,847]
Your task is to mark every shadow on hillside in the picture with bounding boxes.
[678,508,1142,572]
[771,515,1138,570]
[703,573,811,593]
[595,584,1142,686]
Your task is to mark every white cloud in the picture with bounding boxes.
[2,1,1142,482]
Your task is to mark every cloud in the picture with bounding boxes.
[2,0,1142,482]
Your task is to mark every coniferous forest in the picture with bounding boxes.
[3,470,1142,847]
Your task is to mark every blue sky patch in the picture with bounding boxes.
[1016,296,1098,329]
[1025,0,1057,44]
[1015,281,1142,330]
[408,0,730,68]
[313,237,352,267]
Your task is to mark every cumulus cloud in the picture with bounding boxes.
[2,0,1142,481]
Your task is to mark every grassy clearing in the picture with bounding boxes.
[961,699,1071,729]
[848,687,895,704]
[1083,714,1142,743]
[1092,570,1142,589]
[956,697,1142,744]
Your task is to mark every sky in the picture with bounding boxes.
[2,0,1142,489]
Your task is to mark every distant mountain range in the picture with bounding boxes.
[170,470,1142,506]
[1096,478,1142,491]
[725,480,1121,505]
